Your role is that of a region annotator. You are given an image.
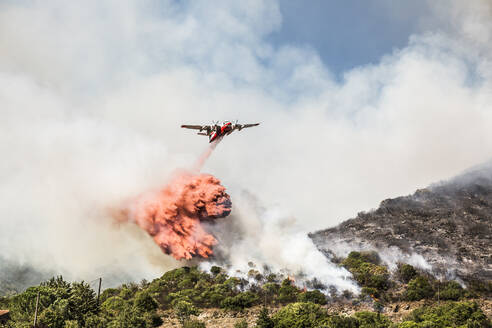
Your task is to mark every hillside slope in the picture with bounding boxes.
[310,164,492,282]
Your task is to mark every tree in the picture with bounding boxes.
[404,301,490,327]
[342,252,390,292]
[221,291,259,311]
[68,282,98,326]
[277,279,299,304]
[133,292,158,312]
[397,264,418,283]
[272,302,329,328]
[108,304,146,328]
[210,266,222,276]
[297,290,327,305]
[39,299,70,328]
[439,281,464,301]
[354,311,391,328]
[326,315,360,328]
[256,306,274,328]
[405,276,434,301]
[174,300,200,326]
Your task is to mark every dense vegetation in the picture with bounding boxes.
[0,251,490,327]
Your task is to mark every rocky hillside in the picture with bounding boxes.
[310,164,492,282]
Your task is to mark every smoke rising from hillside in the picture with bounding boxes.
[0,0,492,288]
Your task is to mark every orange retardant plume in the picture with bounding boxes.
[125,171,232,260]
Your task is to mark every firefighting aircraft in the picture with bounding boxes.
[181,120,260,143]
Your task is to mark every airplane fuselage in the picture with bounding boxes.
[209,122,233,143]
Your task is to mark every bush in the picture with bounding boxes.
[174,300,200,325]
[134,292,158,312]
[234,319,248,328]
[99,288,120,304]
[64,320,80,328]
[277,279,299,304]
[398,264,418,283]
[101,296,126,315]
[405,276,434,301]
[210,266,222,275]
[143,312,164,327]
[256,306,274,328]
[183,319,206,328]
[439,281,464,301]
[297,290,327,305]
[403,301,490,327]
[398,322,419,328]
[326,315,360,327]
[272,302,329,328]
[342,252,390,291]
[344,251,381,266]
[354,311,391,328]
[220,291,259,311]
[108,304,147,328]
[39,299,70,328]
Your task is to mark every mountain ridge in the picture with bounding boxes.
[310,163,492,282]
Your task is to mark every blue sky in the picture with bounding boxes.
[270,0,431,76]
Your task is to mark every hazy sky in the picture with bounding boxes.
[1,0,491,285]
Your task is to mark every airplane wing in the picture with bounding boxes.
[242,123,260,129]
[181,125,206,130]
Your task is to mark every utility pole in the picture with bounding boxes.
[437,280,440,305]
[33,291,40,327]
[96,278,102,306]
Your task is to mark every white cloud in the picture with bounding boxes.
[0,0,491,287]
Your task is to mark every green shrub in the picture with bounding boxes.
[234,319,248,328]
[354,311,391,328]
[39,299,70,328]
[344,251,381,266]
[210,266,222,275]
[272,302,329,328]
[143,312,164,327]
[398,264,418,283]
[342,252,390,291]
[398,322,419,328]
[256,306,274,328]
[404,276,434,301]
[277,279,299,304]
[174,300,200,325]
[326,314,360,327]
[101,296,126,315]
[183,319,206,328]
[439,281,464,301]
[134,291,158,312]
[64,320,80,328]
[99,288,120,304]
[220,291,258,311]
[297,290,327,305]
[403,301,490,327]
[108,304,147,328]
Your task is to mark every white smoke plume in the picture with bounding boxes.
[1,0,492,289]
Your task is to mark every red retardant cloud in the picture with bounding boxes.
[124,171,231,260]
